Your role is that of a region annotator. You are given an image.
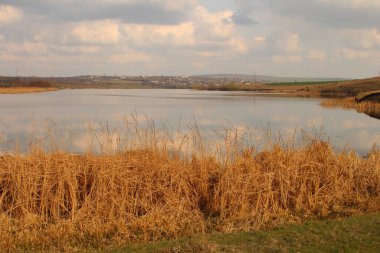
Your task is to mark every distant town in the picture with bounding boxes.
[0,74,345,89]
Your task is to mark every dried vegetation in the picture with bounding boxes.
[0,123,380,252]
[0,87,58,94]
[321,97,380,118]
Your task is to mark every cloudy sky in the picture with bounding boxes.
[0,0,380,78]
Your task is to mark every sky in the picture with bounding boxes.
[0,0,380,78]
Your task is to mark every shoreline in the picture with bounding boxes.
[0,87,59,94]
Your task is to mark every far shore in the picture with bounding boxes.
[1,75,380,99]
[0,87,59,94]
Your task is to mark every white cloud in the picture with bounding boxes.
[70,20,121,44]
[283,33,302,53]
[0,5,22,24]
[308,49,326,61]
[267,32,303,54]
[0,53,21,62]
[0,41,48,57]
[249,36,266,50]
[191,5,247,52]
[0,3,247,73]
[337,48,370,59]
[230,38,248,52]
[273,55,303,64]
[122,5,246,52]
[2,0,380,77]
[123,22,195,47]
[192,6,234,40]
[254,36,265,43]
[339,28,380,49]
[52,45,101,54]
[160,0,197,11]
[359,29,380,48]
[107,51,152,63]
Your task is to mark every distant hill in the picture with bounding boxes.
[190,74,348,83]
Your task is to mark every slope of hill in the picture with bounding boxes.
[191,74,346,83]
[316,76,380,97]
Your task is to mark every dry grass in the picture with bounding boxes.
[0,125,380,252]
[321,97,380,117]
[320,97,358,109]
[0,87,58,94]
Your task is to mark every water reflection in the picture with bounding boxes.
[0,89,379,154]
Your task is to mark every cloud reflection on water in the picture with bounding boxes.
[0,89,379,154]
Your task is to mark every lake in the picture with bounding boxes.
[0,89,379,154]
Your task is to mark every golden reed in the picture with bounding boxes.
[321,97,380,116]
[0,124,379,252]
[0,87,58,94]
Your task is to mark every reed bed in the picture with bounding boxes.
[0,87,58,94]
[0,123,380,252]
[320,97,358,109]
[321,97,380,117]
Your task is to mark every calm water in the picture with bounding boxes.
[0,89,379,153]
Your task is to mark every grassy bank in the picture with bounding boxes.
[0,87,58,94]
[1,126,380,252]
[113,212,380,252]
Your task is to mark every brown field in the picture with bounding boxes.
[1,126,380,252]
[0,87,59,94]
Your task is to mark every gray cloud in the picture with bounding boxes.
[232,0,256,26]
[264,0,380,29]
[1,0,187,24]
[232,13,256,26]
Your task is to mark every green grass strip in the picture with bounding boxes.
[103,212,380,253]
